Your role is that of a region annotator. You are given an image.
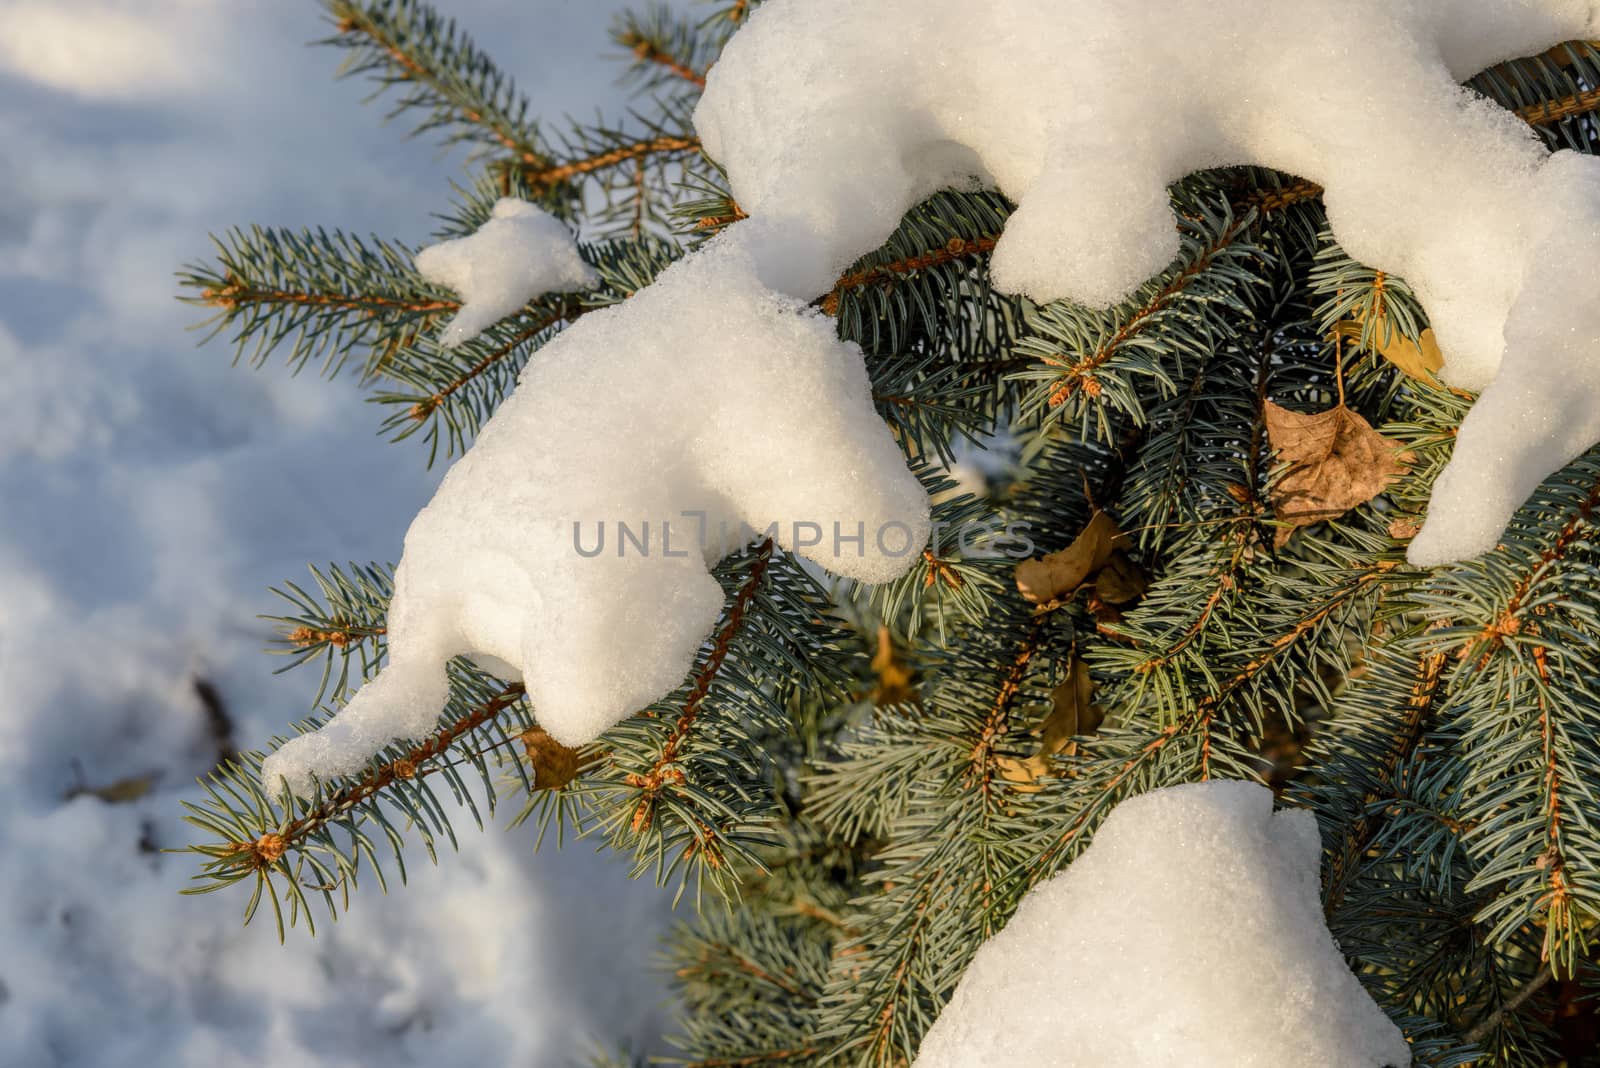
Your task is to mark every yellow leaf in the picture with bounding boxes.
[1333,312,1443,383]
[869,623,918,707]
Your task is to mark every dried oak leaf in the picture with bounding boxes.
[1265,400,1408,547]
[869,623,918,707]
[522,727,583,790]
[1334,311,1443,383]
[1016,510,1131,604]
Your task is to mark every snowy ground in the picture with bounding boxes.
[0,2,679,1064]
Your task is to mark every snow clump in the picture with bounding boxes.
[414,198,597,348]
[914,781,1412,1068]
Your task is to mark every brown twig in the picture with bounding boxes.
[627,540,774,832]
[822,235,999,315]
[228,683,527,871]
[621,33,707,89]
[408,299,585,421]
[1464,963,1556,1046]
[508,135,701,191]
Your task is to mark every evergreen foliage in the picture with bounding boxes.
[177,3,1600,1062]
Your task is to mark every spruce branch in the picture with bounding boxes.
[1028,205,1259,413]
[396,295,588,426]
[266,561,396,705]
[1517,86,1600,126]
[967,616,1047,789]
[180,226,455,380]
[324,0,552,169]
[175,10,1600,1061]
[625,538,774,837]
[822,235,1001,316]
[180,672,536,939]
[1322,648,1451,917]
[1463,962,1557,1046]
[613,7,715,93]
[1458,474,1600,666]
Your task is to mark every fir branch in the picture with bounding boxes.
[1127,524,1252,673]
[1517,86,1600,126]
[1237,177,1325,214]
[677,1050,820,1068]
[180,226,454,380]
[285,625,388,649]
[180,667,541,939]
[1041,208,1255,409]
[324,0,551,167]
[1463,963,1556,1046]
[968,616,1047,788]
[1460,474,1600,664]
[1026,722,1191,874]
[264,562,395,706]
[401,296,586,424]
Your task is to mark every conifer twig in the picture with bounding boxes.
[627,539,775,833]
[1046,212,1253,407]
[505,135,702,191]
[326,0,550,166]
[1463,963,1555,1045]
[619,30,707,89]
[215,682,527,876]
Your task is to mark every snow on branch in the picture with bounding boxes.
[262,0,1600,810]
[695,0,1600,565]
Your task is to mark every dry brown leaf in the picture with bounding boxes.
[1037,657,1104,758]
[1015,510,1130,604]
[1094,551,1147,606]
[1265,400,1408,547]
[522,727,583,790]
[1333,312,1443,383]
[869,623,918,707]
[1388,515,1423,540]
[995,657,1104,792]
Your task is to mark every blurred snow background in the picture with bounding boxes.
[0,2,681,1064]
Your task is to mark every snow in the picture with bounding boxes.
[0,2,677,1064]
[414,198,598,348]
[914,782,1411,1068]
[264,243,930,794]
[1409,151,1600,564]
[694,0,1600,565]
